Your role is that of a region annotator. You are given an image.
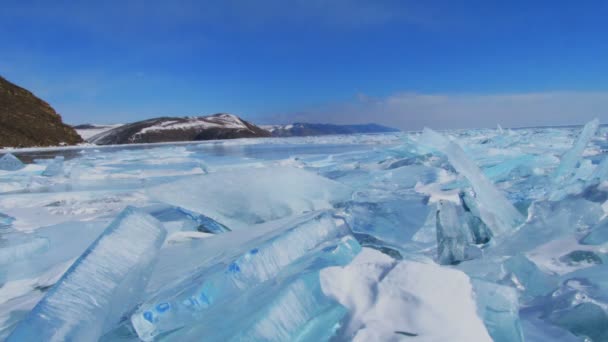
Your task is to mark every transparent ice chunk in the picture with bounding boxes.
[436,200,481,265]
[472,279,524,342]
[7,207,166,342]
[552,118,599,184]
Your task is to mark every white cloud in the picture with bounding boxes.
[267,91,608,129]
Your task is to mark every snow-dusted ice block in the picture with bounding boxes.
[148,167,352,229]
[552,118,599,183]
[41,156,64,177]
[472,280,524,342]
[320,248,492,341]
[419,128,524,235]
[8,207,166,342]
[130,211,358,341]
[0,153,24,171]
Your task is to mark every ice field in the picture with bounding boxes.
[1,122,608,341]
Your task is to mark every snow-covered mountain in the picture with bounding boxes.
[262,122,400,137]
[73,124,124,140]
[87,113,270,145]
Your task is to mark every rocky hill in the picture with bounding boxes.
[88,113,270,145]
[263,122,400,137]
[0,76,82,148]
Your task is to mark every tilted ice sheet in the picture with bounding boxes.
[147,167,352,229]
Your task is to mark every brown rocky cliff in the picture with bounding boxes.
[0,76,82,148]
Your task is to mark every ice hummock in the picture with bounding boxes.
[7,207,166,342]
[41,156,64,177]
[0,153,24,171]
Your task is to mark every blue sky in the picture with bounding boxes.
[1,0,607,129]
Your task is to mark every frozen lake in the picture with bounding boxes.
[1,126,608,341]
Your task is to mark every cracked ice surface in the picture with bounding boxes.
[1,124,608,341]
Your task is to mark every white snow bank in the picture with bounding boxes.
[320,248,492,341]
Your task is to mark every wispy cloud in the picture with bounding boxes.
[265,91,608,129]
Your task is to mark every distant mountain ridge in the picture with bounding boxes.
[79,119,400,145]
[87,113,271,145]
[263,122,400,137]
[0,76,82,148]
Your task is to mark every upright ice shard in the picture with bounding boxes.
[7,207,166,342]
[41,156,64,177]
[0,153,24,171]
[435,200,481,265]
[419,128,524,235]
[552,118,599,184]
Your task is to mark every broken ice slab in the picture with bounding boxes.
[7,207,166,342]
[0,221,108,284]
[341,192,430,252]
[147,167,352,229]
[491,197,603,256]
[0,212,15,228]
[0,233,50,266]
[129,211,359,341]
[581,216,608,245]
[587,155,608,184]
[168,244,355,341]
[460,190,492,244]
[502,254,558,300]
[436,200,482,265]
[41,156,64,177]
[528,277,608,342]
[552,118,600,184]
[142,204,231,234]
[472,280,524,342]
[548,302,608,342]
[418,128,524,236]
[0,153,25,171]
